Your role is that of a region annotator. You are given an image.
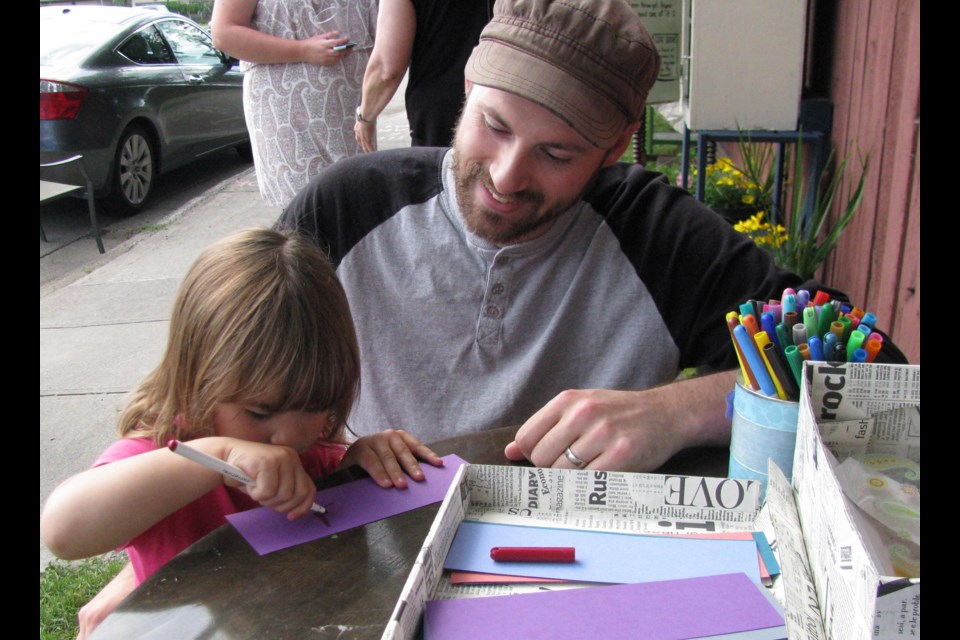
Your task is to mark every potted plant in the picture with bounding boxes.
[733,134,869,280]
[692,155,774,223]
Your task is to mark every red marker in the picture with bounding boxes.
[490,547,576,563]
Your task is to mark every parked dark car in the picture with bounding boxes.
[40,6,249,212]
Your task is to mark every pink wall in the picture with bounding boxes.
[821,0,920,362]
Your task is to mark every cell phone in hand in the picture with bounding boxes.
[333,42,358,51]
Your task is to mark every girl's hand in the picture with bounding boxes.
[221,439,318,520]
[77,561,136,639]
[341,429,444,489]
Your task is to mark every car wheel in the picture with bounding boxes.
[110,125,155,213]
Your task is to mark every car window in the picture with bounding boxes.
[117,25,175,64]
[155,20,222,66]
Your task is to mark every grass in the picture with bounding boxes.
[40,554,127,640]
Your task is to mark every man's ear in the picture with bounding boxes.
[602,121,642,167]
[465,79,473,95]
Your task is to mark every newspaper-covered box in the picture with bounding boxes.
[380,362,919,640]
[382,460,837,639]
[793,362,920,638]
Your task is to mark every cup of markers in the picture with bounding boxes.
[725,288,884,492]
[728,375,799,492]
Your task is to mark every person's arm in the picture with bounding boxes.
[76,562,137,640]
[340,429,444,488]
[504,370,736,472]
[354,0,417,152]
[40,437,318,561]
[210,0,349,66]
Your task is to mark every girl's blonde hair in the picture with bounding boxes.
[118,228,360,445]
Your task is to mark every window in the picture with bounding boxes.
[118,25,175,65]
[155,20,222,66]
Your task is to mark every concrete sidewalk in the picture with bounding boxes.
[40,81,413,571]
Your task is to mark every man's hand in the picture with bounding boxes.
[341,429,444,488]
[354,119,378,152]
[504,371,736,472]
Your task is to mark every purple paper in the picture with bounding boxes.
[227,454,467,554]
[424,573,786,640]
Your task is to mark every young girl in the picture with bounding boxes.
[40,228,442,637]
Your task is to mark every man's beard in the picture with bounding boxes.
[452,151,578,246]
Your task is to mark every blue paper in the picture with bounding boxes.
[752,531,781,577]
[445,521,761,584]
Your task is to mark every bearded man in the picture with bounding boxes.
[278,0,827,472]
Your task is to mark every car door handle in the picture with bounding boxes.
[187,74,205,84]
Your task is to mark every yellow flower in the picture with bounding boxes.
[734,216,760,233]
[741,194,756,205]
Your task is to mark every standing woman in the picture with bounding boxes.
[212,0,376,208]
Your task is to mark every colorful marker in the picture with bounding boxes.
[847,330,866,361]
[792,323,808,346]
[755,331,786,400]
[807,336,825,362]
[741,313,760,337]
[727,312,759,391]
[784,344,803,386]
[781,288,796,309]
[816,301,837,338]
[823,332,838,358]
[491,547,576,563]
[838,316,852,342]
[168,439,255,485]
[761,312,780,350]
[763,342,799,400]
[775,322,793,350]
[834,342,847,362]
[803,306,818,342]
[734,325,777,396]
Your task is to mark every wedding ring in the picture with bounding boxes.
[564,446,587,469]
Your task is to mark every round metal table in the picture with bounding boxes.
[91,427,728,639]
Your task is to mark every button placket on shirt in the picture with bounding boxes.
[476,254,511,347]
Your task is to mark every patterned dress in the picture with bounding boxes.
[242,0,376,207]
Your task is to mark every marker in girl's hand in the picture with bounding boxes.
[168,439,253,484]
[167,440,328,520]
